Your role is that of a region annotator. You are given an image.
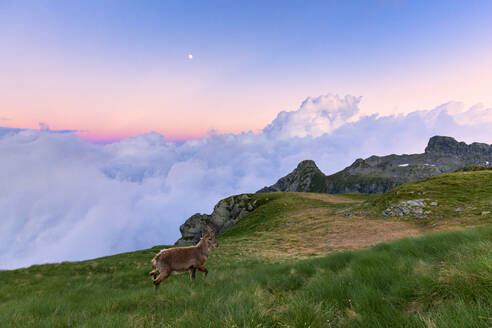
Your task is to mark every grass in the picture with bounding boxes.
[1,227,490,327]
[221,192,356,240]
[218,192,426,260]
[455,165,492,172]
[1,171,491,327]
[367,170,492,227]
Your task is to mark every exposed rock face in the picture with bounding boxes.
[257,160,327,193]
[175,194,259,246]
[257,136,492,194]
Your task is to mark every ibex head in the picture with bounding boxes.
[202,226,219,248]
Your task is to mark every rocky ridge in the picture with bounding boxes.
[257,136,492,194]
[257,160,326,193]
[176,136,491,245]
[175,194,259,246]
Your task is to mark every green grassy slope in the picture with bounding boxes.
[1,171,491,327]
[217,192,419,259]
[1,227,490,327]
[368,170,492,227]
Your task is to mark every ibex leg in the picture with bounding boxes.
[149,269,159,279]
[189,266,196,280]
[153,269,171,288]
[196,265,208,277]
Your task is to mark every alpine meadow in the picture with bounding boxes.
[2,1,492,327]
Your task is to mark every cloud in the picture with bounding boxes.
[0,126,22,138]
[37,122,78,134]
[1,95,492,269]
[453,103,492,125]
[263,94,362,139]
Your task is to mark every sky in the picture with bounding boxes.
[1,0,492,141]
[1,1,492,269]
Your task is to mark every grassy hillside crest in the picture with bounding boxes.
[370,169,492,226]
[1,171,491,327]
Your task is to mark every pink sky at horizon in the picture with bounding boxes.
[2,1,492,143]
[3,45,491,143]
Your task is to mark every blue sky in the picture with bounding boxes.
[1,0,491,140]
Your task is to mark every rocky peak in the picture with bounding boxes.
[425,136,463,155]
[296,160,321,171]
[425,136,492,159]
[257,159,327,193]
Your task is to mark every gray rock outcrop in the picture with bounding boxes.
[257,160,327,193]
[175,194,259,246]
[382,199,432,219]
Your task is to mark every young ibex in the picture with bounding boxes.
[150,226,219,288]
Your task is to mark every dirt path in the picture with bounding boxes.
[227,206,425,260]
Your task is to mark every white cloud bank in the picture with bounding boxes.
[1,94,491,269]
[264,94,362,139]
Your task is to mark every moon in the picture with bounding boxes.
[188,53,193,60]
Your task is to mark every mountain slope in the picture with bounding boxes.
[176,170,492,254]
[218,170,492,259]
[369,168,492,226]
[258,136,492,194]
[1,226,490,327]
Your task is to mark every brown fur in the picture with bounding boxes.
[150,226,218,288]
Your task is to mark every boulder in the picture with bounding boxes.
[382,199,430,219]
[175,194,260,246]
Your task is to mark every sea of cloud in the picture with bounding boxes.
[1,94,491,269]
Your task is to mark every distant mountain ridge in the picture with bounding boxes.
[257,136,492,194]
